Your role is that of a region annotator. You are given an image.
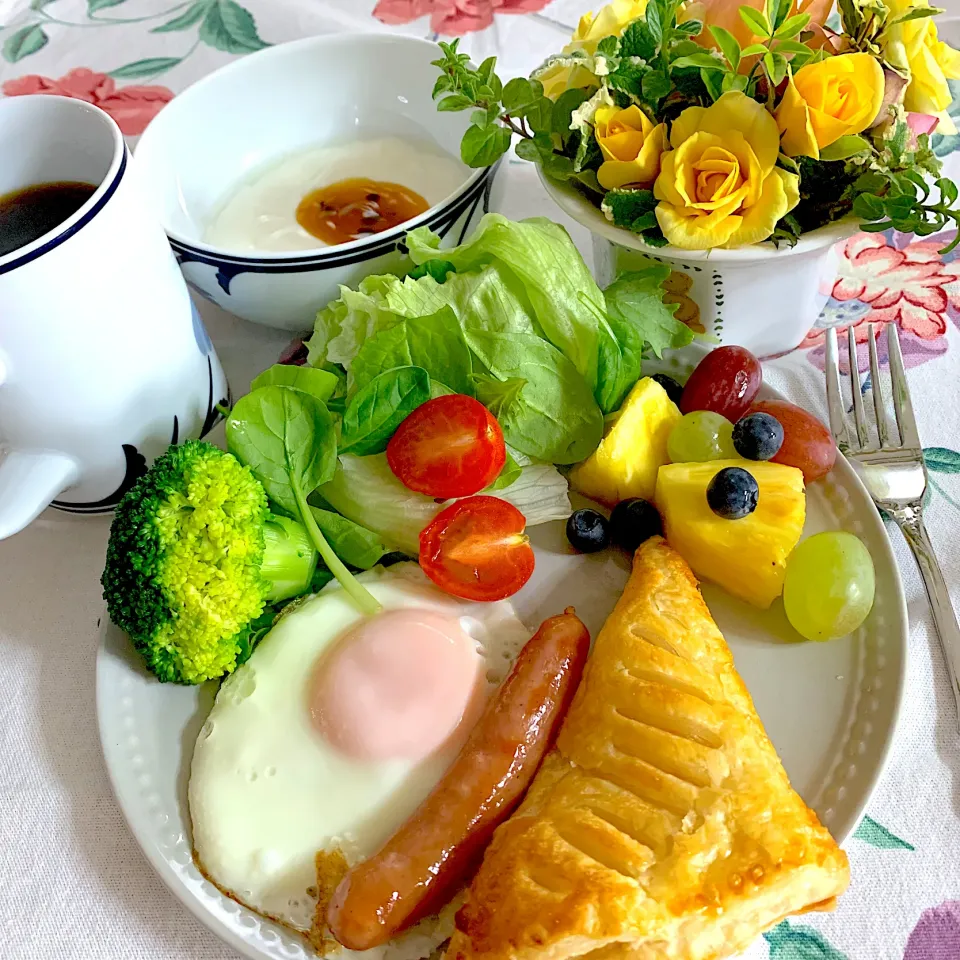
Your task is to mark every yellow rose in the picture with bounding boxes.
[539,0,649,99]
[595,105,666,189]
[775,54,886,159]
[653,92,800,250]
[882,0,960,134]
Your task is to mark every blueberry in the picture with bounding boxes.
[651,373,684,407]
[733,412,784,461]
[566,509,610,553]
[707,467,759,519]
[610,498,662,552]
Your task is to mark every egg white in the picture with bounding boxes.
[202,136,469,253]
[189,563,530,951]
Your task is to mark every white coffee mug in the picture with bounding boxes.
[0,95,228,539]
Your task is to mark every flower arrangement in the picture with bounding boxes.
[431,0,960,252]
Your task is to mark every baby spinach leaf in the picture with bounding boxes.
[250,363,340,402]
[474,374,527,419]
[226,385,337,513]
[308,507,389,569]
[340,366,431,456]
[226,385,380,615]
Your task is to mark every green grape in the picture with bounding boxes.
[783,532,876,641]
[667,411,737,463]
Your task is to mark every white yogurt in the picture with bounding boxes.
[203,136,469,253]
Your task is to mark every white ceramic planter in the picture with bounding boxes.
[540,170,857,357]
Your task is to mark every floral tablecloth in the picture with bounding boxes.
[2,2,960,959]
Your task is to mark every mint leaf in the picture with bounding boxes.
[597,35,619,57]
[620,18,657,58]
[603,188,658,229]
[642,69,672,100]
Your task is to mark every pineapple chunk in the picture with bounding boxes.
[655,460,806,609]
[569,377,680,507]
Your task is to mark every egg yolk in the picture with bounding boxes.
[309,608,482,763]
[296,178,429,245]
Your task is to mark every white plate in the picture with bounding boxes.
[97,354,908,960]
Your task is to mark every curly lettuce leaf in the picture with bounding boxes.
[405,213,605,391]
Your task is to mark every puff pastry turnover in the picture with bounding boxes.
[447,537,849,960]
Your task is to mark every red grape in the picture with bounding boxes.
[749,399,836,482]
[680,346,762,421]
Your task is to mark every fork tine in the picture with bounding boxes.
[825,328,849,449]
[887,324,921,449]
[847,325,870,449]
[867,323,892,448]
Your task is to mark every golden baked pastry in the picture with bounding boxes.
[447,537,849,960]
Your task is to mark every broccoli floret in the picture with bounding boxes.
[101,440,318,684]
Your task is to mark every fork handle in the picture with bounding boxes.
[898,511,960,730]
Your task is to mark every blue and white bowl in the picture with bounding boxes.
[135,34,501,332]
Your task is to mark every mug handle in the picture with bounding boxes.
[0,449,79,539]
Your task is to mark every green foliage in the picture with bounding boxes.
[604,267,694,358]
[818,135,872,162]
[227,386,381,614]
[789,156,857,234]
[849,126,959,253]
[432,39,555,168]
[602,188,668,246]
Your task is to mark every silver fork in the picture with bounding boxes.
[826,323,960,730]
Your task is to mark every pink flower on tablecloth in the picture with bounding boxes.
[903,901,960,960]
[374,0,552,36]
[800,231,960,371]
[1,68,173,135]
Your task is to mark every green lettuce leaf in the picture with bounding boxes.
[351,307,478,395]
[406,213,605,390]
[319,454,570,555]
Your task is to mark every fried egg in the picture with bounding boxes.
[202,136,468,253]
[189,563,529,953]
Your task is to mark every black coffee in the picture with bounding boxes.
[0,181,97,257]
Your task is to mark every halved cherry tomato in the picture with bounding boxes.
[419,496,534,602]
[387,395,506,498]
